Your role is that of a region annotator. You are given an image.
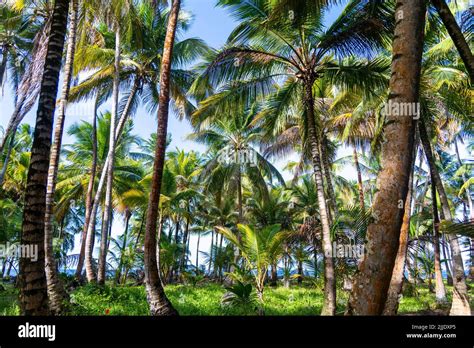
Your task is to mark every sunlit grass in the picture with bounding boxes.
[1,280,472,316]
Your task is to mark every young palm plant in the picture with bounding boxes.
[216,224,287,314]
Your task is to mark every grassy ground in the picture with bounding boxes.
[1,280,473,316]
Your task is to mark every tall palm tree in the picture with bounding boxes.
[44,0,78,314]
[143,0,181,316]
[97,0,130,285]
[18,0,69,315]
[193,0,392,315]
[348,0,426,315]
[419,120,471,315]
[72,2,205,282]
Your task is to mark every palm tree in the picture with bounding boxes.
[72,1,205,283]
[382,147,416,315]
[430,0,473,81]
[44,0,79,314]
[74,95,98,279]
[348,0,426,315]
[194,0,393,315]
[216,224,287,312]
[18,0,69,315]
[419,120,471,315]
[143,0,181,316]
[190,109,284,220]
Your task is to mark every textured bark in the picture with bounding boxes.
[419,120,471,315]
[383,160,414,315]
[75,96,98,279]
[431,176,447,304]
[321,135,338,220]
[304,80,336,316]
[347,0,425,315]
[143,0,180,316]
[97,27,121,285]
[431,0,474,81]
[19,0,69,315]
[44,0,78,314]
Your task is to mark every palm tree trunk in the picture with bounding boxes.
[348,0,426,315]
[0,44,7,88]
[83,78,139,283]
[1,258,5,279]
[115,209,131,284]
[228,167,243,278]
[352,146,365,211]
[180,216,190,273]
[97,26,121,285]
[321,135,338,220]
[431,175,447,303]
[75,95,98,279]
[18,0,69,315]
[419,120,471,315]
[209,230,214,274]
[174,219,180,243]
[195,232,201,271]
[383,157,414,315]
[431,0,474,81]
[441,234,453,285]
[303,79,335,315]
[297,260,303,285]
[44,0,78,314]
[143,0,180,316]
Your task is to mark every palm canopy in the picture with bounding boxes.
[189,107,285,208]
[70,1,210,120]
[55,112,144,221]
[190,0,392,118]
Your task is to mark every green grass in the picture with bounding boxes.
[1,280,473,316]
[0,283,20,315]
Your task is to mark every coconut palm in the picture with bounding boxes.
[348,0,426,315]
[216,223,287,311]
[190,109,284,222]
[44,0,79,315]
[143,0,181,316]
[18,0,69,315]
[193,0,393,315]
